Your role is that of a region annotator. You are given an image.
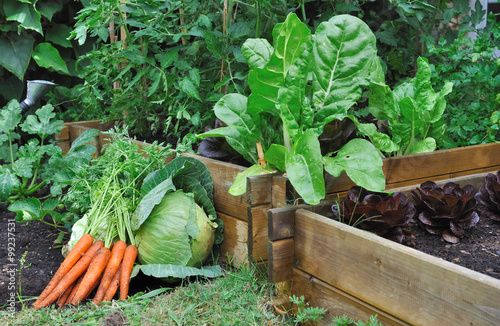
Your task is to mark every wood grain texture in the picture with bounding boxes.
[292,269,409,326]
[267,239,294,283]
[217,212,249,267]
[246,174,274,205]
[294,208,500,326]
[248,204,272,262]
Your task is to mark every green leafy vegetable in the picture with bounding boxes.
[369,57,453,156]
[199,13,386,204]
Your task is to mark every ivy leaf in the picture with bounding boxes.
[46,24,73,48]
[20,104,65,138]
[3,1,43,35]
[38,0,63,20]
[0,33,34,80]
[32,43,70,75]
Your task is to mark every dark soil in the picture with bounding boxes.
[1,200,499,314]
[404,217,500,279]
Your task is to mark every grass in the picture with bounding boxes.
[0,263,292,326]
[0,261,382,326]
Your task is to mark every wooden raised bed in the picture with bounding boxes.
[267,173,500,325]
[55,121,500,268]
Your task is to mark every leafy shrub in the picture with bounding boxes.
[428,13,500,148]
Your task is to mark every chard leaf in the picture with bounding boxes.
[276,20,312,139]
[351,117,399,154]
[285,130,325,205]
[200,94,259,164]
[242,38,273,69]
[131,264,222,280]
[408,137,436,154]
[228,164,276,196]
[265,144,287,172]
[324,139,385,192]
[313,15,377,129]
[247,67,282,115]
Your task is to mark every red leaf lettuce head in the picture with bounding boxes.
[475,171,500,222]
[411,181,480,243]
[332,186,416,243]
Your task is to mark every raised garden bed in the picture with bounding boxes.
[267,172,500,325]
[55,121,500,268]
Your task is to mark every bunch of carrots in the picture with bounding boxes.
[33,234,137,309]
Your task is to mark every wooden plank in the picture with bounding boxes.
[321,143,500,194]
[292,269,409,326]
[268,205,307,241]
[248,204,271,262]
[217,212,248,267]
[382,142,500,185]
[271,175,289,208]
[451,166,500,178]
[294,208,500,326]
[246,174,273,205]
[182,153,249,220]
[267,239,294,283]
[386,172,490,196]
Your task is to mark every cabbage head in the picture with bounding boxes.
[135,190,217,268]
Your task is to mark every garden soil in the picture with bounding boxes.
[1,202,499,313]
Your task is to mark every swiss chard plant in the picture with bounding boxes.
[199,13,386,205]
[368,56,453,156]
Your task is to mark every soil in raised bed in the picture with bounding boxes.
[403,217,500,279]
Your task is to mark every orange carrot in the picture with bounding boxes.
[81,269,104,303]
[69,246,111,306]
[102,265,121,302]
[33,234,94,307]
[66,275,84,306]
[57,281,75,307]
[34,240,104,310]
[119,244,138,300]
[92,240,127,305]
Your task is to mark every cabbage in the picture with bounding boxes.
[135,190,217,269]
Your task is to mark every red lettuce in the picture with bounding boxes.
[411,181,480,243]
[475,171,500,221]
[332,186,416,243]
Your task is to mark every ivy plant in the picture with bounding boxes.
[199,13,386,205]
[0,0,83,107]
